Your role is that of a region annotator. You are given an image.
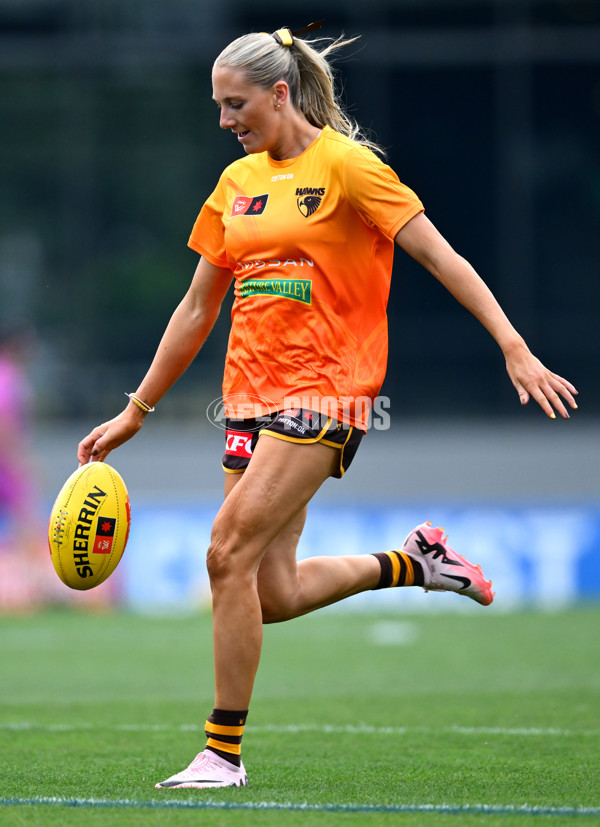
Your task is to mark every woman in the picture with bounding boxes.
[78,24,577,789]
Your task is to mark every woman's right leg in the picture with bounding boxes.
[155,436,340,790]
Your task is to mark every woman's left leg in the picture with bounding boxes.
[256,513,381,623]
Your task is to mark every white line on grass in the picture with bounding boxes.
[0,797,599,817]
[1,722,599,737]
[253,724,600,737]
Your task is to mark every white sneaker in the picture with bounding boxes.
[155,749,248,789]
[402,521,494,606]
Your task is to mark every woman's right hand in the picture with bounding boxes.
[77,406,146,465]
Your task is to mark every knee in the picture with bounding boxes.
[259,597,281,624]
[206,514,257,584]
[206,535,231,583]
[258,586,296,624]
[260,602,285,625]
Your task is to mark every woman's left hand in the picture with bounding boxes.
[504,341,578,419]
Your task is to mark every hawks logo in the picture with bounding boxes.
[296,187,325,217]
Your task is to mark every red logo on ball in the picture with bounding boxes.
[93,516,116,554]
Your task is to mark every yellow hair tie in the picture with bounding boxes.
[270,21,324,48]
[273,27,294,47]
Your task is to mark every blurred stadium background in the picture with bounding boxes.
[0,0,598,612]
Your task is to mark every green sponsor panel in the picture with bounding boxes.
[240,278,312,305]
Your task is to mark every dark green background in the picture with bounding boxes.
[1,0,598,419]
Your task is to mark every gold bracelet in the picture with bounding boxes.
[125,393,155,413]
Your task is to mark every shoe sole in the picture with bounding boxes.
[155,778,247,789]
[155,775,247,789]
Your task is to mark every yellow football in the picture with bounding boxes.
[48,462,131,590]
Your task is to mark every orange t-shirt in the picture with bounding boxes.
[189,126,423,429]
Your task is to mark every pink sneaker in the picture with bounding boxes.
[155,749,248,789]
[402,521,494,606]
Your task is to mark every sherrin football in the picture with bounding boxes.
[48,462,131,590]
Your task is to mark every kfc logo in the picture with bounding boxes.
[225,430,254,458]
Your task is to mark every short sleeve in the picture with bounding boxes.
[188,174,229,268]
[342,148,424,240]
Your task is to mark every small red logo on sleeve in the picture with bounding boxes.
[231,195,269,217]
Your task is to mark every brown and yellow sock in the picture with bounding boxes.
[205,708,248,768]
[371,551,424,589]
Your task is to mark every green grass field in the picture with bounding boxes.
[1,606,599,826]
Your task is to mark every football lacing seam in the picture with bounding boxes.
[52,509,69,547]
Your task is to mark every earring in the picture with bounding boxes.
[275,102,281,110]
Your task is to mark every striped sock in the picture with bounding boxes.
[205,708,248,768]
[371,551,424,589]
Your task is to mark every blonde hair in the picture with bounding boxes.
[214,31,382,153]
